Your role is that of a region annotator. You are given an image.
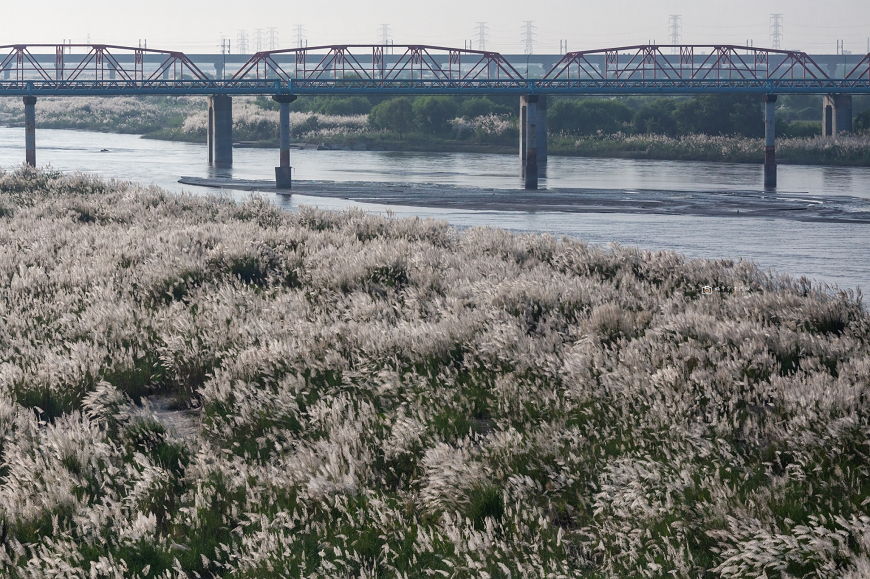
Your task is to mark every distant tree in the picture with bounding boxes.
[675,95,763,137]
[322,97,372,116]
[368,98,414,138]
[458,97,512,118]
[674,97,723,136]
[412,96,459,134]
[634,99,679,136]
[549,99,634,135]
[777,118,821,138]
[728,95,765,138]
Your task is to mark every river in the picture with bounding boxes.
[1,126,868,291]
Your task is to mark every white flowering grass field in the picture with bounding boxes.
[0,97,205,136]
[0,167,869,578]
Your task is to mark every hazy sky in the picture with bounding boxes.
[2,0,868,54]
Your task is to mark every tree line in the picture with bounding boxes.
[255,94,870,140]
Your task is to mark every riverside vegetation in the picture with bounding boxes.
[2,94,870,165]
[1,166,870,577]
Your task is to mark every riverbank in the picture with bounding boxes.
[2,166,870,578]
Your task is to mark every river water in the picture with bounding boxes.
[1,126,868,291]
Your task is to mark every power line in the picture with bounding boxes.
[522,21,536,55]
[267,27,278,51]
[237,29,249,54]
[292,25,306,49]
[378,24,392,45]
[770,14,783,50]
[668,15,682,53]
[475,22,489,51]
[219,36,231,78]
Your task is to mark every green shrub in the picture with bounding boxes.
[467,485,504,529]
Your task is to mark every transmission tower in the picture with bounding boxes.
[267,27,278,50]
[378,24,392,45]
[237,30,249,54]
[293,25,306,49]
[253,28,264,52]
[522,21,536,55]
[668,15,682,53]
[770,14,783,50]
[475,22,489,51]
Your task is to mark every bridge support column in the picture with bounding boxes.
[207,95,233,168]
[520,95,539,190]
[763,94,777,189]
[24,96,36,167]
[273,95,297,189]
[537,94,548,169]
[823,94,852,137]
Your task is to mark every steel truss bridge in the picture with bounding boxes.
[1,43,870,96]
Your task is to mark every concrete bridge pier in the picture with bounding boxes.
[537,95,548,172]
[273,95,297,189]
[213,63,224,80]
[823,94,852,137]
[24,96,36,167]
[763,94,777,188]
[207,95,233,167]
[520,95,539,190]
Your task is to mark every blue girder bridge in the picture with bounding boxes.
[1,43,870,96]
[5,78,870,97]
[4,43,869,188]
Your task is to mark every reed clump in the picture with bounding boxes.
[0,166,868,578]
